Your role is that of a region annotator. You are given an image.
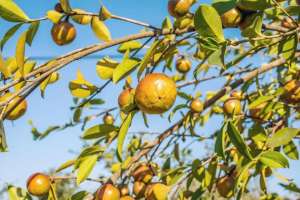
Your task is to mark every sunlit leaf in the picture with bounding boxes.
[82,124,118,140]
[0,23,23,50]
[259,151,289,168]
[91,16,111,42]
[267,128,299,148]
[283,141,299,160]
[56,159,76,173]
[15,31,27,76]
[69,69,97,98]
[118,40,143,53]
[76,155,98,185]
[26,21,40,46]
[0,0,29,22]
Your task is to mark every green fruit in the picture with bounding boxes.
[190,99,204,113]
[221,8,242,27]
[176,57,191,73]
[103,113,114,125]
[223,98,242,116]
[168,0,193,18]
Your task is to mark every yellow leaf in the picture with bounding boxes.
[0,53,8,78]
[47,10,63,24]
[14,60,35,91]
[15,31,27,76]
[96,57,118,80]
[0,0,29,22]
[91,16,111,42]
[69,69,97,98]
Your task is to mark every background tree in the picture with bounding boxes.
[1,0,300,199]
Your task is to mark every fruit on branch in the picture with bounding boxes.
[174,15,194,30]
[216,174,235,198]
[190,99,203,113]
[120,196,135,200]
[132,163,154,183]
[249,102,272,121]
[0,93,27,120]
[176,57,191,74]
[282,79,300,104]
[51,21,77,46]
[133,181,147,198]
[231,90,244,100]
[144,183,169,200]
[54,3,64,13]
[118,88,136,112]
[103,113,114,125]
[221,8,242,28]
[168,0,193,18]
[26,173,51,196]
[96,183,120,200]
[71,9,92,25]
[223,97,242,116]
[135,73,177,114]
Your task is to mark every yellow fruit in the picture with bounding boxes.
[27,173,51,197]
[231,90,244,100]
[145,183,169,200]
[119,185,129,196]
[133,181,147,198]
[120,196,135,200]
[282,79,300,104]
[190,99,203,113]
[132,163,154,183]
[176,57,191,73]
[96,184,120,200]
[0,93,27,120]
[216,175,235,198]
[135,73,177,114]
[221,8,242,27]
[103,113,114,125]
[71,9,92,25]
[223,98,242,116]
[168,0,193,18]
[118,88,136,112]
[51,21,76,46]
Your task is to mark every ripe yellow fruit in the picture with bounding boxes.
[103,113,114,125]
[221,8,242,27]
[231,90,244,100]
[0,93,27,120]
[133,181,147,198]
[223,98,242,116]
[120,196,135,200]
[51,21,77,46]
[118,88,136,112]
[190,99,204,113]
[132,163,154,183]
[216,175,234,198]
[27,173,51,196]
[96,184,120,200]
[135,73,177,114]
[176,57,191,73]
[282,79,300,104]
[145,183,169,200]
[168,0,193,18]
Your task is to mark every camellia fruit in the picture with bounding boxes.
[96,184,120,200]
[221,8,242,27]
[135,73,177,114]
[216,175,235,198]
[51,21,77,46]
[223,98,242,116]
[144,183,169,200]
[133,181,147,198]
[0,93,27,120]
[132,163,154,183]
[176,57,191,73]
[27,173,51,197]
[231,90,244,100]
[103,113,114,125]
[118,88,136,112]
[168,0,193,18]
[190,99,204,113]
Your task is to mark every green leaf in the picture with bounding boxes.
[212,0,238,15]
[215,122,227,159]
[278,33,298,61]
[0,0,29,22]
[279,183,300,194]
[117,111,136,161]
[71,191,90,200]
[82,124,118,140]
[0,23,23,50]
[96,57,118,80]
[15,31,27,76]
[0,120,7,152]
[8,185,31,200]
[118,40,143,53]
[267,128,299,148]
[241,13,263,38]
[91,16,111,42]
[235,160,255,192]
[137,39,160,78]
[113,51,140,83]
[56,159,76,172]
[259,151,289,168]
[248,95,273,109]
[69,69,97,98]
[76,155,98,185]
[283,141,299,160]
[227,121,253,160]
[194,4,225,42]
[26,21,40,46]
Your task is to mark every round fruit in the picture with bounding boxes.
[132,163,154,183]
[176,57,191,73]
[51,21,76,46]
[190,99,204,113]
[231,90,243,100]
[133,181,147,198]
[168,0,193,18]
[71,9,92,25]
[54,3,64,13]
[96,184,120,200]
[216,175,234,198]
[103,113,114,125]
[120,196,135,200]
[27,173,51,196]
[118,88,136,111]
[119,185,129,196]
[0,93,27,120]
[221,8,242,27]
[223,98,242,116]
[282,79,300,104]
[135,73,177,114]
[249,102,271,121]
[145,183,169,200]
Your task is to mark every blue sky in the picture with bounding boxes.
[0,0,299,198]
